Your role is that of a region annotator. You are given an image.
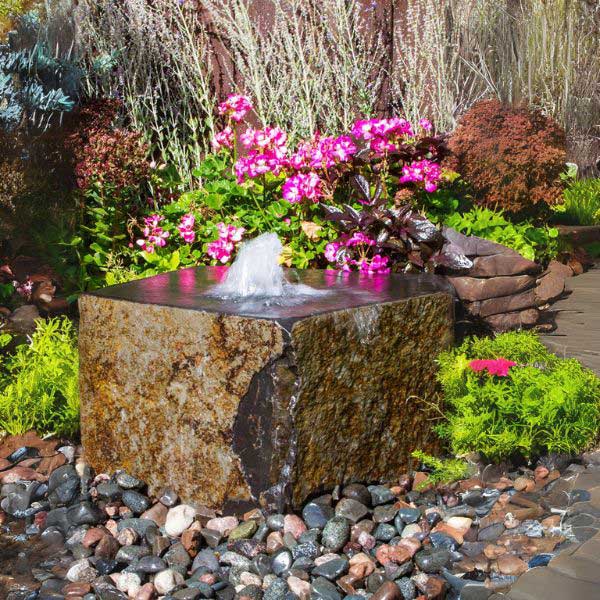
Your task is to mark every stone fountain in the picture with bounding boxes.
[79,234,455,513]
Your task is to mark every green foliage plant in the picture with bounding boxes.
[436,332,600,462]
[0,317,79,436]
[411,450,471,488]
[444,206,559,262]
[554,178,600,226]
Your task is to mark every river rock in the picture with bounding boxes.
[302,501,334,529]
[370,581,402,600]
[321,517,350,552]
[121,490,151,515]
[335,498,369,523]
[66,559,98,583]
[154,568,185,595]
[165,504,197,537]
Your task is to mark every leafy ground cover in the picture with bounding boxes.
[436,331,600,462]
[0,317,79,436]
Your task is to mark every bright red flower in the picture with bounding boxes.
[469,358,517,377]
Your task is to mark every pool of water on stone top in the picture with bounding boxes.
[90,266,454,321]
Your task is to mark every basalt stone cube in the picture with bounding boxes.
[79,267,454,512]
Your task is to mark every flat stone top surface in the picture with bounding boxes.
[87,266,454,320]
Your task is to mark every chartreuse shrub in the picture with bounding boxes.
[436,332,600,462]
[0,317,79,436]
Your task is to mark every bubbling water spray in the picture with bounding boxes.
[211,233,322,299]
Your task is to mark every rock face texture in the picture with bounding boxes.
[443,228,573,332]
[79,267,454,512]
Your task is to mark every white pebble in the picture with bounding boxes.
[66,559,98,583]
[165,504,197,537]
[116,572,142,596]
[153,568,184,595]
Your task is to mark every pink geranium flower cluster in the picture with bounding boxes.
[351,117,415,155]
[324,233,390,274]
[211,126,234,152]
[178,213,196,244]
[399,159,442,193]
[234,126,288,182]
[207,222,245,264]
[287,134,357,170]
[212,94,441,215]
[217,94,253,122]
[469,358,517,377]
[282,172,322,203]
[136,214,170,253]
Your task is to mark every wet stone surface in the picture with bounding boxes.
[79,267,454,511]
[3,434,600,600]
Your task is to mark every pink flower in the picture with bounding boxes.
[217,94,253,122]
[351,119,377,140]
[331,136,357,162]
[207,239,233,263]
[143,214,164,229]
[419,118,433,131]
[346,232,375,247]
[234,148,285,183]
[211,127,234,151]
[399,158,442,192]
[217,222,245,242]
[241,126,287,152]
[469,358,517,377]
[324,241,342,263]
[178,213,196,244]
[351,117,414,141]
[369,137,397,155]
[282,172,323,203]
[206,222,245,264]
[307,135,357,168]
[136,214,169,253]
[358,255,390,274]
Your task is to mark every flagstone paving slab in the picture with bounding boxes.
[508,565,600,600]
[540,265,600,375]
[508,465,600,598]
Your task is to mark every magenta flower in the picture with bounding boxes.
[305,135,357,169]
[419,118,433,131]
[211,127,234,151]
[178,213,196,244]
[241,126,287,153]
[346,232,375,247]
[217,94,253,122]
[282,172,323,203]
[369,137,397,155]
[469,358,517,377]
[358,254,390,274]
[399,159,442,192]
[136,214,169,254]
[324,241,342,263]
[351,117,414,142]
[207,222,245,264]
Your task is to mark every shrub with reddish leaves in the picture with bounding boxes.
[64,100,150,196]
[447,99,566,216]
